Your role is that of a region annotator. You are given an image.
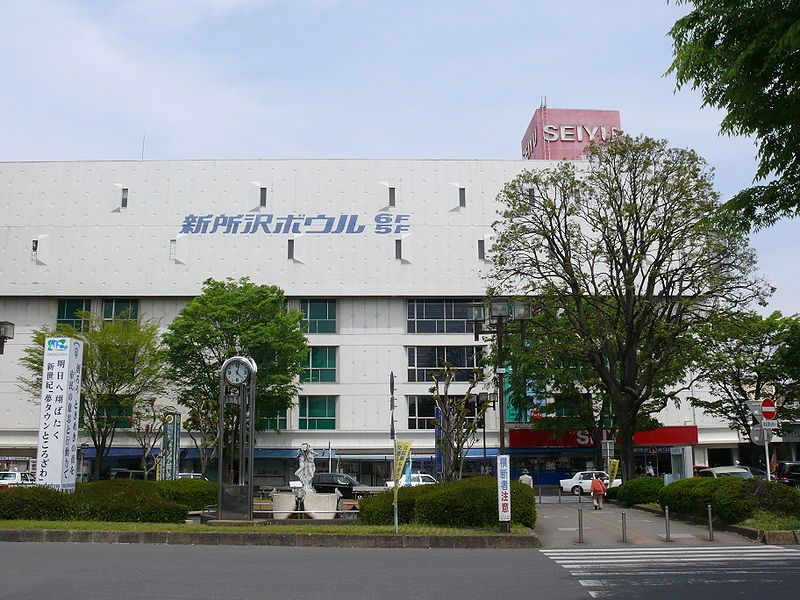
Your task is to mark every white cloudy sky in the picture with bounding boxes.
[1,0,797,313]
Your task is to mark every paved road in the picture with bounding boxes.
[541,545,800,599]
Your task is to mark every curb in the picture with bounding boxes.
[617,502,798,544]
[0,528,540,549]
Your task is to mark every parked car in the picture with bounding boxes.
[0,471,36,488]
[696,466,753,479]
[312,473,367,499]
[737,465,768,479]
[385,473,439,489]
[774,461,800,488]
[559,471,622,496]
[177,472,208,480]
[109,469,146,480]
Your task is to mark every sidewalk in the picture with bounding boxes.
[535,500,754,548]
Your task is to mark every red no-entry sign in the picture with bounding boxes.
[761,398,777,420]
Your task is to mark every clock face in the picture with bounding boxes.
[224,360,250,386]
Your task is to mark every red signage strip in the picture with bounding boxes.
[509,425,698,449]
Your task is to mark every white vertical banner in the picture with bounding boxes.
[497,454,512,522]
[36,337,84,491]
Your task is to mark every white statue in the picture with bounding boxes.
[295,443,317,496]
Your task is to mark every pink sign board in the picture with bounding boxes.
[521,107,622,160]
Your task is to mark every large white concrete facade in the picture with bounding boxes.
[0,158,767,484]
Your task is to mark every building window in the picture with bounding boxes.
[407,396,436,430]
[407,346,483,382]
[288,239,295,260]
[300,299,336,333]
[57,298,91,330]
[299,396,336,430]
[260,187,268,207]
[477,239,485,260]
[395,239,402,260]
[300,347,337,382]
[458,187,466,207]
[388,187,396,207]
[121,188,129,208]
[261,409,287,431]
[102,299,139,321]
[407,299,476,334]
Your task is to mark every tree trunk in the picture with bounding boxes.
[617,411,636,482]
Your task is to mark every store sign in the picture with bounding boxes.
[542,124,620,143]
[161,412,181,481]
[497,454,512,522]
[179,213,411,236]
[36,337,83,491]
[521,107,622,161]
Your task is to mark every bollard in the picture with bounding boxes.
[578,490,582,503]
[622,511,627,543]
[708,504,714,542]
[538,486,543,505]
[558,487,562,504]
[578,507,584,543]
[665,505,672,542]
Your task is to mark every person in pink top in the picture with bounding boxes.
[590,475,606,510]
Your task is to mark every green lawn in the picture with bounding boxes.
[0,520,527,536]
[739,510,800,532]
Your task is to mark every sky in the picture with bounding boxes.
[1,0,797,313]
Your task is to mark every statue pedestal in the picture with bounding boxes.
[270,492,297,519]
[303,492,338,519]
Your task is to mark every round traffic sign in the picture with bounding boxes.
[761,398,777,420]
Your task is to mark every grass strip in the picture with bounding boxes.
[739,510,800,532]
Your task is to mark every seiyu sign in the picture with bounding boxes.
[36,337,83,491]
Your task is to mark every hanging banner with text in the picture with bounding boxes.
[608,459,620,483]
[497,454,512,522]
[393,441,412,483]
[161,412,182,481]
[36,337,84,491]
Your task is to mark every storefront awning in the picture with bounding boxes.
[84,447,160,459]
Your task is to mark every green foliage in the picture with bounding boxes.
[615,477,665,506]
[0,487,76,520]
[154,479,218,511]
[658,478,800,524]
[0,481,188,523]
[692,311,800,441]
[668,0,800,228]
[490,134,763,481]
[162,278,308,474]
[357,478,536,529]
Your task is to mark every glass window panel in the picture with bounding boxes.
[422,301,444,319]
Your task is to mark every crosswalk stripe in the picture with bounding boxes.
[542,545,796,554]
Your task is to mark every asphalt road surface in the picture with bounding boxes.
[3,542,800,600]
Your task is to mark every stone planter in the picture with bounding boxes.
[303,492,338,519]
[271,492,297,520]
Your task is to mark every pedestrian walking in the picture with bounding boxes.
[519,469,533,489]
[590,474,606,510]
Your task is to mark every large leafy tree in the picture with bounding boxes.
[691,311,800,464]
[162,278,307,477]
[668,0,800,228]
[19,314,169,480]
[489,134,766,481]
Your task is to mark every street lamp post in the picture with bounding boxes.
[0,321,15,355]
[468,298,533,534]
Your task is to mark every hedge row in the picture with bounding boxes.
[658,478,800,524]
[614,477,664,506]
[0,479,217,523]
[358,477,536,528]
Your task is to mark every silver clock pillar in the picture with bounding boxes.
[218,356,257,521]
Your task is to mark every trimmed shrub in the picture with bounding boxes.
[605,486,618,500]
[615,477,664,506]
[0,486,76,521]
[357,477,536,529]
[748,479,800,516]
[75,480,187,523]
[154,479,218,511]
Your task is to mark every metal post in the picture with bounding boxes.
[558,486,562,503]
[707,504,714,541]
[764,437,772,481]
[622,511,627,543]
[578,507,584,543]
[665,505,672,542]
[496,319,510,535]
[578,489,582,503]
[538,486,543,504]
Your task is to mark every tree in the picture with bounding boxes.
[18,314,169,480]
[691,311,800,464]
[429,363,488,482]
[130,397,168,478]
[162,278,308,477]
[489,134,766,481]
[668,0,800,229]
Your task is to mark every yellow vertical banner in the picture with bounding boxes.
[609,459,620,483]
[393,441,412,483]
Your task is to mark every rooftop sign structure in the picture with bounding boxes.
[521,107,622,160]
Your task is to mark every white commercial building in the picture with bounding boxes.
[1,156,790,484]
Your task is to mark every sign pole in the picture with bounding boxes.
[764,437,771,482]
